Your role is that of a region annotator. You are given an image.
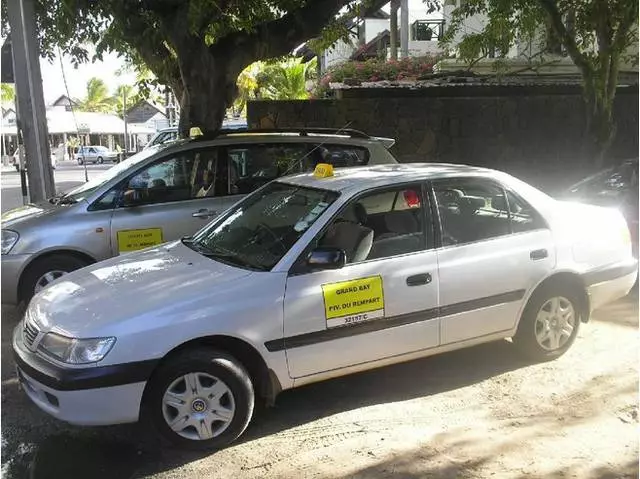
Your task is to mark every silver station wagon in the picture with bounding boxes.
[1,128,397,304]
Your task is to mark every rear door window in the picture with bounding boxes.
[309,144,370,168]
[225,143,311,195]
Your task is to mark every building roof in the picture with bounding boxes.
[296,0,392,63]
[351,29,391,60]
[50,95,77,107]
[125,100,166,124]
[2,108,153,135]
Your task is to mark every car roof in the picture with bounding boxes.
[279,163,501,193]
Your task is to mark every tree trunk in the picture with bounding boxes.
[174,43,242,138]
[581,83,616,168]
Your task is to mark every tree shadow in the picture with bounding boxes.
[590,294,638,328]
[3,339,536,479]
[2,296,636,479]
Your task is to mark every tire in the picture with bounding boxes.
[77,158,83,165]
[142,348,255,450]
[14,164,19,172]
[513,282,582,361]
[20,254,89,304]
[97,156,104,164]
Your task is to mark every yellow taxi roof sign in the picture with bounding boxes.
[190,127,203,137]
[313,163,334,178]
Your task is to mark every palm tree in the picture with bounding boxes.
[1,83,15,103]
[233,64,260,116]
[113,84,136,118]
[77,78,115,113]
[256,59,315,100]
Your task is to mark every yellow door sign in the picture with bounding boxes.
[117,228,164,253]
[321,275,385,328]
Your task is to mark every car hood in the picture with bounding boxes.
[1,201,62,228]
[28,241,253,337]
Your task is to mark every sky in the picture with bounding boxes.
[39,51,134,105]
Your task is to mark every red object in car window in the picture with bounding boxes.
[403,189,421,208]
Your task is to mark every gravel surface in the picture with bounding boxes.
[2,294,638,479]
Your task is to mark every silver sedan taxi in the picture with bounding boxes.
[1,129,397,304]
[12,163,637,450]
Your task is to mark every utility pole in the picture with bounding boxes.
[123,87,129,159]
[400,0,409,58]
[390,0,399,60]
[7,0,55,202]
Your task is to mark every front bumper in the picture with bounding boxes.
[1,253,33,305]
[12,325,156,426]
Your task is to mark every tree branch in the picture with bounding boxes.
[215,0,351,72]
[537,0,593,77]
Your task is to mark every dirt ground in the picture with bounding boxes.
[2,294,638,479]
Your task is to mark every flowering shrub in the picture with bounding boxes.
[312,55,438,98]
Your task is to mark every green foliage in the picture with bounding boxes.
[1,83,15,103]
[1,0,362,132]
[77,77,115,113]
[256,58,316,100]
[112,84,136,118]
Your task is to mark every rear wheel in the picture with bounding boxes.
[97,156,104,164]
[142,348,255,450]
[77,158,83,165]
[20,254,89,303]
[513,283,582,361]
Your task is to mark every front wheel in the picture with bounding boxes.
[513,284,582,361]
[142,348,255,450]
[20,254,89,303]
[77,158,83,165]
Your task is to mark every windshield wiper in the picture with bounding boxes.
[181,237,265,271]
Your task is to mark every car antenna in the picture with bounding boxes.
[279,121,355,178]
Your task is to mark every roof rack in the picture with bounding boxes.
[195,127,372,139]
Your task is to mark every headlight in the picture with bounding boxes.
[39,332,116,364]
[1,229,19,255]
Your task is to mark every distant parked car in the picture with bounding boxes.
[75,146,119,165]
[11,146,57,171]
[561,158,638,260]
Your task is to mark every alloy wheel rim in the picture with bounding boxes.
[161,372,236,441]
[534,296,576,351]
[34,270,67,293]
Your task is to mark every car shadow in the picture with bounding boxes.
[3,339,536,479]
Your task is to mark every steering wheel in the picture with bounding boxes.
[255,223,287,254]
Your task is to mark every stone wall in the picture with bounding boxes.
[247,85,638,191]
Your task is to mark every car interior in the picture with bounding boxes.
[320,188,425,263]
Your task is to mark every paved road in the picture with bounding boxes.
[1,294,637,479]
[1,163,112,213]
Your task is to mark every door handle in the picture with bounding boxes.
[406,273,432,287]
[192,208,218,219]
[530,249,548,260]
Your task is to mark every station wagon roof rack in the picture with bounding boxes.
[194,127,372,140]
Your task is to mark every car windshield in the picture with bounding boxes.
[58,146,166,203]
[566,161,638,203]
[187,182,339,271]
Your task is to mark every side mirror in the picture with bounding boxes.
[307,247,346,270]
[122,188,144,206]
